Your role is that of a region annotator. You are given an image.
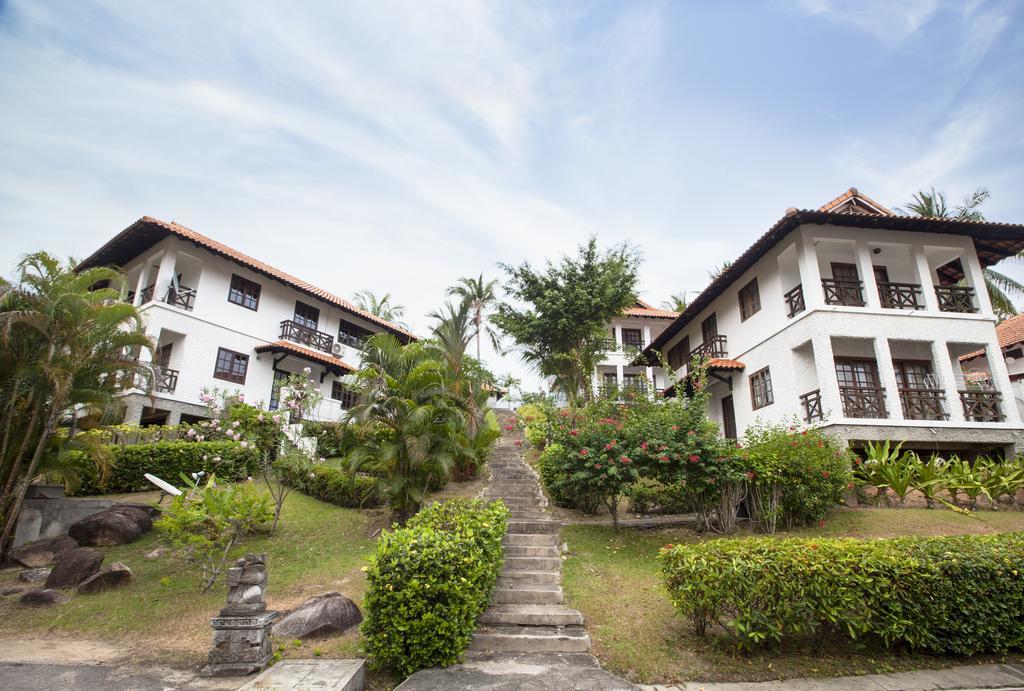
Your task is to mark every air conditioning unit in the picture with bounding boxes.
[331,342,344,358]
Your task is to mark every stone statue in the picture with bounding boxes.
[220,552,267,616]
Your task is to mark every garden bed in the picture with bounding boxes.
[561,508,1024,685]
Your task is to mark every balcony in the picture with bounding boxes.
[839,386,888,419]
[164,286,196,311]
[280,319,335,353]
[596,338,619,352]
[689,335,728,360]
[898,388,947,421]
[935,285,977,313]
[800,389,824,423]
[784,284,805,318]
[337,332,368,351]
[822,278,865,307]
[959,390,1004,422]
[877,282,924,310]
[154,366,179,393]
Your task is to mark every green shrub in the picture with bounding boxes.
[627,480,690,515]
[70,441,261,495]
[515,402,553,448]
[302,420,347,458]
[274,453,382,508]
[362,499,510,675]
[660,532,1024,653]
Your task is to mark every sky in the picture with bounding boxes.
[1,0,1023,395]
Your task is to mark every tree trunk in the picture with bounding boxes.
[0,402,40,519]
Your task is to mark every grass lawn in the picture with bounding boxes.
[561,507,1024,685]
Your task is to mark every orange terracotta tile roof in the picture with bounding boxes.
[960,313,1024,362]
[253,340,354,373]
[623,299,679,319]
[706,358,745,371]
[78,216,416,341]
[818,187,895,216]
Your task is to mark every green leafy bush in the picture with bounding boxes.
[660,532,1024,653]
[71,441,261,495]
[274,453,382,508]
[362,499,510,675]
[302,420,347,458]
[626,479,690,515]
[515,401,553,448]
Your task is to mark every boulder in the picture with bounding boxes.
[8,535,79,568]
[273,592,362,640]
[20,589,70,607]
[46,547,103,588]
[78,562,133,594]
[68,506,152,546]
[145,546,169,559]
[18,568,52,583]
[0,584,29,596]
[113,502,162,520]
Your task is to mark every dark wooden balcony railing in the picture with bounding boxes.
[280,319,335,353]
[839,385,888,418]
[155,366,179,393]
[959,390,1004,422]
[784,284,806,318]
[935,285,977,313]
[877,282,924,310]
[163,286,196,311]
[337,332,368,351]
[689,335,728,360]
[800,389,824,423]
[138,284,156,304]
[822,278,865,307]
[898,388,947,421]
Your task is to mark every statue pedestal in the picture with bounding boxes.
[201,610,279,677]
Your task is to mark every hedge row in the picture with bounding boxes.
[660,533,1024,653]
[72,441,262,495]
[362,498,509,675]
[274,454,382,508]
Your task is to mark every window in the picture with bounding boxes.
[603,372,618,387]
[214,347,249,384]
[331,381,358,409]
[893,360,933,390]
[228,274,261,311]
[269,369,288,410]
[834,359,880,389]
[749,367,773,410]
[738,278,760,321]
[338,320,374,348]
[294,301,320,330]
[701,314,717,342]
[621,328,643,349]
[667,335,690,370]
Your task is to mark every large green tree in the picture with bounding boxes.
[493,237,641,405]
[899,187,1024,318]
[0,253,151,557]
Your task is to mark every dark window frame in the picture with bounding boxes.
[228,274,261,311]
[293,301,320,331]
[330,380,358,409]
[621,328,643,349]
[213,347,249,384]
[738,278,761,321]
[701,313,718,342]
[749,367,774,410]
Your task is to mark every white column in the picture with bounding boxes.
[930,340,964,422]
[614,324,623,349]
[855,240,881,309]
[911,243,939,312]
[132,263,152,306]
[986,340,1022,423]
[811,334,841,421]
[963,240,994,316]
[645,365,654,390]
[872,337,903,420]
[152,244,179,304]
[615,363,624,386]
[642,324,652,348]
[796,232,824,309]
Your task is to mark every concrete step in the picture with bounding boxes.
[469,625,591,653]
[505,545,560,558]
[479,604,584,627]
[508,520,559,534]
[504,533,559,546]
[490,583,563,605]
[496,497,541,506]
[498,571,560,586]
[504,556,562,571]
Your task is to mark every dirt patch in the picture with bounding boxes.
[0,637,128,664]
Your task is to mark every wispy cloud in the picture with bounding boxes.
[794,0,940,42]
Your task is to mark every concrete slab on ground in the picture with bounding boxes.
[0,661,244,690]
[239,659,366,690]
[396,651,635,690]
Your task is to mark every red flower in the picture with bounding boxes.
[821,471,830,478]
[689,454,700,462]
[620,456,632,464]
[503,424,515,430]
[659,455,669,461]
[688,430,696,436]
[559,409,571,417]
[745,471,755,480]
[846,482,854,490]
[640,441,648,450]
[670,425,679,431]
[569,429,580,436]
[801,430,808,436]
[664,543,674,549]
[594,463,602,469]
[818,519,826,529]
[603,443,614,451]
[579,449,589,456]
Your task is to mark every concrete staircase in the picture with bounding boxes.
[471,413,592,655]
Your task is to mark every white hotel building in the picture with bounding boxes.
[78,217,415,425]
[594,300,678,396]
[638,189,1024,457]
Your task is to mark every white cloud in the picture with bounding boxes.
[794,0,940,42]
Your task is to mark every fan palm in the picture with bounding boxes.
[0,252,152,557]
[448,274,502,360]
[660,292,689,312]
[899,187,1023,318]
[353,290,406,323]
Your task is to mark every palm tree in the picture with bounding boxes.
[448,274,502,361]
[708,261,733,281]
[353,290,406,323]
[0,252,151,557]
[346,334,462,523]
[899,187,1024,318]
[660,292,689,312]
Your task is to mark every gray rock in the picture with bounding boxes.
[113,502,161,520]
[18,568,51,583]
[273,592,362,639]
[0,584,29,596]
[45,547,103,588]
[144,546,168,559]
[68,506,151,546]
[8,535,79,568]
[77,561,133,594]
[20,588,70,607]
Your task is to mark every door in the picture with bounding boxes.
[701,313,717,342]
[156,343,173,369]
[721,395,737,440]
[831,262,859,282]
[269,369,289,411]
[829,262,863,306]
[874,265,893,307]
